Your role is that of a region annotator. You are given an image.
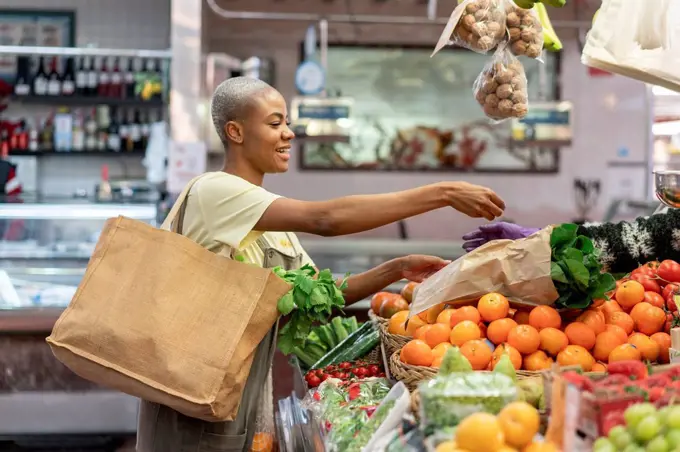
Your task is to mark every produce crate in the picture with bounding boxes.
[541,365,679,441]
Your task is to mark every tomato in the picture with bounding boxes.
[319,373,330,382]
[644,291,665,308]
[667,293,680,313]
[632,265,657,278]
[307,375,321,387]
[330,371,341,378]
[338,362,352,370]
[353,367,368,378]
[368,364,380,376]
[657,260,680,283]
[663,283,680,300]
[631,273,661,293]
[336,372,349,380]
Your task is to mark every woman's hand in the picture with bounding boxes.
[439,182,506,221]
[398,254,451,282]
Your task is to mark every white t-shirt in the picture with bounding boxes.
[182,172,314,267]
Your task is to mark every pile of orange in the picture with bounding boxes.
[395,287,672,373]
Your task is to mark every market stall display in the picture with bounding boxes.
[273,219,680,451]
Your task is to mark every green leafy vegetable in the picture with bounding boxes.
[275,264,349,355]
[550,223,616,309]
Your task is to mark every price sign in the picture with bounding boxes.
[167,141,207,194]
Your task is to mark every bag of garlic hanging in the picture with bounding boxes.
[473,44,529,121]
[432,0,506,57]
[504,0,544,59]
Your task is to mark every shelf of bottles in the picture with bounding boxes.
[0,46,171,157]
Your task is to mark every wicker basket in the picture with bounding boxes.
[367,309,389,328]
[389,350,438,391]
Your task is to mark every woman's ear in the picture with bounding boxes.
[225,121,243,144]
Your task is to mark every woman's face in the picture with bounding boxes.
[241,88,295,174]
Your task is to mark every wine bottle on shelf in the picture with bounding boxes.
[72,110,85,152]
[123,57,135,99]
[108,108,121,152]
[87,57,99,97]
[28,120,39,152]
[109,57,122,98]
[1,130,9,159]
[76,57,87,96]
[98,57,110,98]
[140,110,151,151]
[152,59,163,100]
[14,57,31,96]
[119,109,130,150]
[41,115,55,151]
[47,57,62,96]
[33,56,48,96]
[85,109,98,150]
[98,164,113,202]
[61,57,76,96]
[130,109,142,151]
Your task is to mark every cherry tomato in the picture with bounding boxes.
[338,362,352,370]
[368,364,380,376]
[658,260,680,283]
[336,372,349,380]
[353,367,369,378]
[631,273,661,293]
[307,375,321,387]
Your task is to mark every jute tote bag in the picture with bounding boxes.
[46,175,291,422]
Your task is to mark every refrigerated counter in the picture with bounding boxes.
[0,199,157,443]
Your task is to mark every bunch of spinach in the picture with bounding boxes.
[274,264,349,355]
[550,223,616,309]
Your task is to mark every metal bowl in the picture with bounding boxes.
[654,170,680,208]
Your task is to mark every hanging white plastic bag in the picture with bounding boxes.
[582,0,680,93]
[504,0,544,60]
[473,43,529,121]
[432,0,507,56]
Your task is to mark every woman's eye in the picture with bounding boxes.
[270,122,281,127]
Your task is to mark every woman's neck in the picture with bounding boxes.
[222,158,264,186]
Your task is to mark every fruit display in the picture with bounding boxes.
[451,0,507,54]
[473,47,529,120]
[593,402,680,452]
[292,315,361,368]
[505,0,544,59]
[435,402,559,452]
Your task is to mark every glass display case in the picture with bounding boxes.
[0,198,157,439]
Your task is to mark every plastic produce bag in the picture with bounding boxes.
[582,0,680,93]
[504,0,544,59]
[432,0,506,56]
[473,43,529,121]
[419,372,518,431]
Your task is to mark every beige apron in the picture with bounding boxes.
[136,236,302,452]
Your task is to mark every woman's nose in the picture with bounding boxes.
[283,126,295,140]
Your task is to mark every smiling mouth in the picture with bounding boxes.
[276,147,291,154]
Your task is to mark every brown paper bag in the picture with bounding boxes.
[46,175,291,422]
[410,226,559,315]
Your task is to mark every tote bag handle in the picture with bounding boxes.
[160,174,206,233]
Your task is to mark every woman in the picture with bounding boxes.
[462,210,680,273]
[136,77,506,452]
